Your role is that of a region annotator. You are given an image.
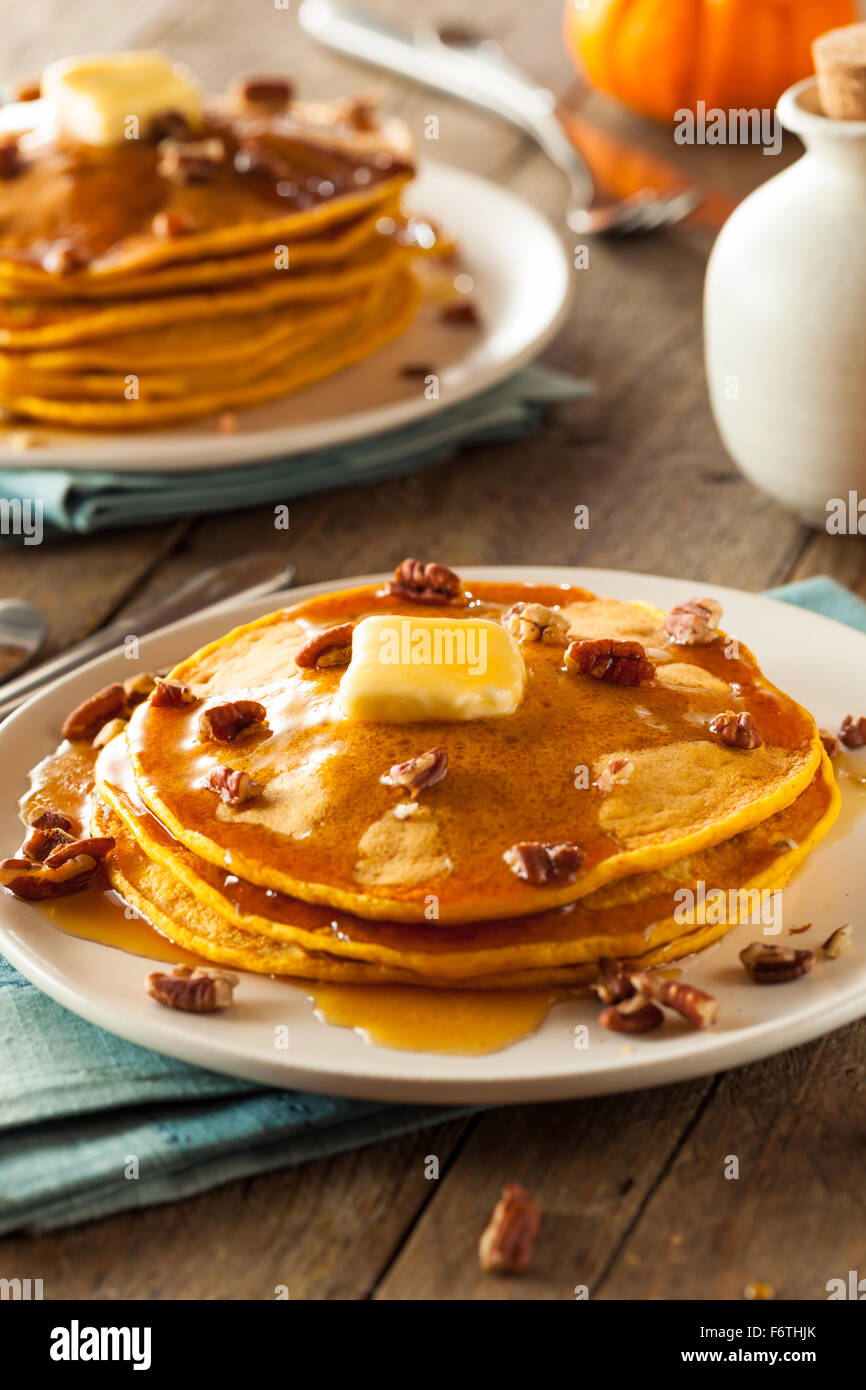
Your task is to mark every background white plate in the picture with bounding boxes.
[0,164,573,473]
[1,567,865,1104]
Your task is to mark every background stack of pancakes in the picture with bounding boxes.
[0,73,436,429]
[45,576,837,992]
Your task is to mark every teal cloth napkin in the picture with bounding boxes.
[0,574,861,1235]
[0,365,590,536]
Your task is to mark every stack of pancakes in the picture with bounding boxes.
[0,76,437,429]
[63,575,837,990]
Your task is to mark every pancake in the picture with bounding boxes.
[97,730,839,980]
[0,59,452,430]
[95,795,800,990]
[2,270,419,428]
[126,580,823,924]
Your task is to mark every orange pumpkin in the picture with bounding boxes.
[563,0,858,123]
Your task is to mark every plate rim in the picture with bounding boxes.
[2,563,866,1105]
[0,161,574,473]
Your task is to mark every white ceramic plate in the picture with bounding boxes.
[1,567,865,1104]
[0,164,573,473]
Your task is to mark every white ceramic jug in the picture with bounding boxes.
[705,77,866,529]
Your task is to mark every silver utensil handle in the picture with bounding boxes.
[0,558,294,720]
[297,0,594,203]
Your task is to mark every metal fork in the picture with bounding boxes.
[298,0,702,235]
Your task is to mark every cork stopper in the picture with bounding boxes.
[814,23,866,120]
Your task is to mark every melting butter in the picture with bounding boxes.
[42,51,201,146]
[338,615,525,722]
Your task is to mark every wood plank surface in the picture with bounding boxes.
[2,0,865,1301]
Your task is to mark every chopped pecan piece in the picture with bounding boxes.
[739,942,815,983]
[197,699,268,743]
[478,1184,539,1275]
[92,717,128,750]
[202,765,262,806]
[28,810,73,832]
[123,671,159,705]
[599,994,664,1033]
[0,137,20,179]
[151,209,195,239]
[148,964,238,1013]
[23,823,74,862]
[0,833,113,899]
[381,746,448,796]
[151,678,197,708]
[344,93,380,131]
[822,924,852,959]
[629,972,719,1028]
[840,714,866,748]
[441,301,480,327]
[594,755,634,794]
[150,109,193,142]
[663,597,723,646]
[591,956,635,1006]
[61,683,127,740]
[387,558,462,605]
[502,601,569,646]
[709,710,762,749]
[157,137,225,184]
[504,840,583,886]
[295,622,354,670]
[565,638,655,687]
[41,239,87,275]
[234,75,294,110]
[10,79,41,102]
[819,728,840,756]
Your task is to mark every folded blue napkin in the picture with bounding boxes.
[0,365,590,536]
[0,574,861,1234]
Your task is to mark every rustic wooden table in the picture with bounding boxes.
[2,0,864,1301]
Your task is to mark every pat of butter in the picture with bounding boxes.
[338,615,525,722]
[42,51,202,147]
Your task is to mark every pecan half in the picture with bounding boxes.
[61,683,127,740]
[591,956,635,1006]
[344,93,380,131]
[663,597,723,646]
[381,746,448,796]
[599,994,664,1033]
[147,964,238,1013]
[157,137,225,184]
[478,1184,539,1275]
[502,601,569,646]
[202,765,262,806]
[295,622,354,670]
[739,942,815,983]
[151,678,197,708]
[504,840,583,886]
[629,971,719,1028]
[565,638,655,687]
[594,755,634,794]
[387,558,462,605]
[709,710,762,750]
[197,699,268,743]
[44,836,115,869]
[840,715,866,748]
[822,924,852,959]
[234,75,294,110]
[123,671,159,705]
[819,728,840,757]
